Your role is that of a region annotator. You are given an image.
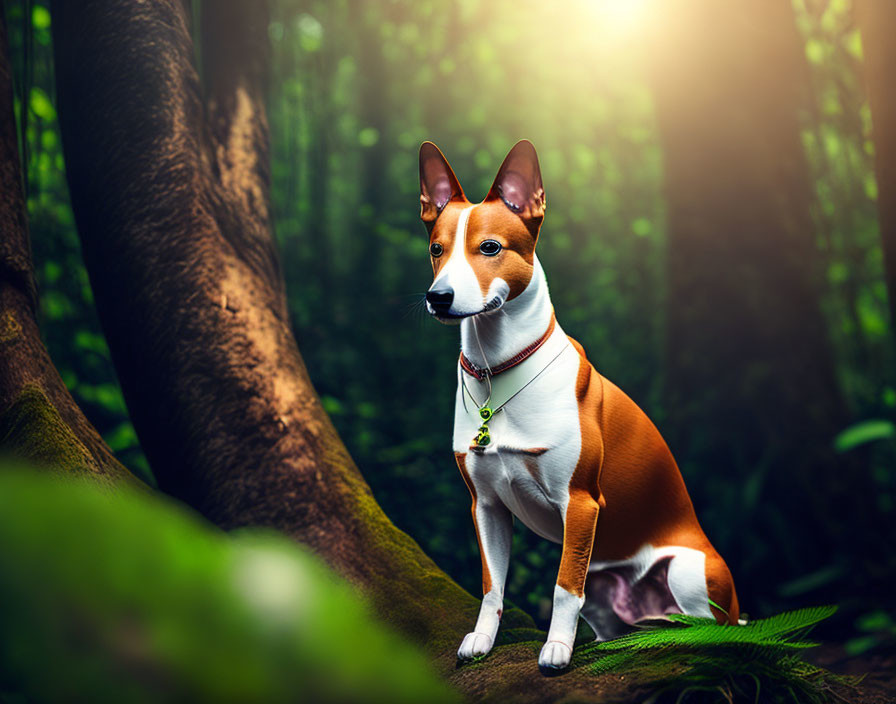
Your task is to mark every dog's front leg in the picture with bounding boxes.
[539,489,600,672]
[456,494,513,660]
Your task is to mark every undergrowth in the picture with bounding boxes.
[577,605,860,703]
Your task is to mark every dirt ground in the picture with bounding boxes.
[807,644,896,703]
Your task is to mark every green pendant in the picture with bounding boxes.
[474,424,491,446]
[473,405,494,447]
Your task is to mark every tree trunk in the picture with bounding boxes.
[648,0,873,594]
[855,0,896,334]
[0,10,133,483]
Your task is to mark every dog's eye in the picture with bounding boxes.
[479,240,502,256]
[430,242,443,257]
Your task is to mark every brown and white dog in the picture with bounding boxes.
[420,140,739,672]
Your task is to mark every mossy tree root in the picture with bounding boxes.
[0,14,134,483]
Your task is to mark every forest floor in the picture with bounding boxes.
[806,644,896,704]
[443,639,896,703]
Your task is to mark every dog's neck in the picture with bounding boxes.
[460,255,555,372]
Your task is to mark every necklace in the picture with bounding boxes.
[460,313,556,381]
[461,341,570,447]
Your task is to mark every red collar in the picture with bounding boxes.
[460,313,557,381]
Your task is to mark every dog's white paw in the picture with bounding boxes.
[457,632,494,660]
[538,640,572,672]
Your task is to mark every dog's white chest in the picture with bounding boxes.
[453,329,583,542]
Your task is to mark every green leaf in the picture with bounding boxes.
[32,5,51,29]
[104,421,139,452]
[579,605,843,702]
[29,87,56,121]
[587,606,836,656]
[631,217,652,237]
[856,610,893,632]
[833,419,896,452]
[778,564,845,597]
[358,127,379,147]
[845,635,880,656]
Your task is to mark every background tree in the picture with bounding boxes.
[647,0,887,600]
[856,0,896,333]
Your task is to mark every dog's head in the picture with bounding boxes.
[420,141,546,323]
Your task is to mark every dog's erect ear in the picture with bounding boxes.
[419,142,466,224]
[486,140,546,234]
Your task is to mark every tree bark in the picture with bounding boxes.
[648,0,875,592]
[0,10,133,482]
[855,0,896,334]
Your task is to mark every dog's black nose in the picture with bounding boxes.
[426,287,454,313]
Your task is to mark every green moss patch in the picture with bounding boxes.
[0,384,98,474]
[0,311,22,343]
[318,429,483,654]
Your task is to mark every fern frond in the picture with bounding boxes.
[591,605,837,654]
[579,606,853,703]
[741,606,837,639]
[668,614,716,627]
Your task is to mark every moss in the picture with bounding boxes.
[309,424,541,663]
[0,384,100,476]
[0,310,22,343]
[496,627,546,647]
[337,457,480,653]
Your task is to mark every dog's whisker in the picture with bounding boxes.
[405,302,425,312]
[400,296,428,321]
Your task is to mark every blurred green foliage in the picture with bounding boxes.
[833,418,896,452]
[0,464,457,704]
[3,0,895,641]
[845,609,896,656]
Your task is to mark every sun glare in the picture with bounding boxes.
[586,0,653,37]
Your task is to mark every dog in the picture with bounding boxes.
[420,140,739,672]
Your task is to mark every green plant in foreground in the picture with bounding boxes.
[577,606,856,703]
[0,465,458,704]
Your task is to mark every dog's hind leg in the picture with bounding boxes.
[702,550,740,624]
[579,587,632,642]
[584,545,722,637]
